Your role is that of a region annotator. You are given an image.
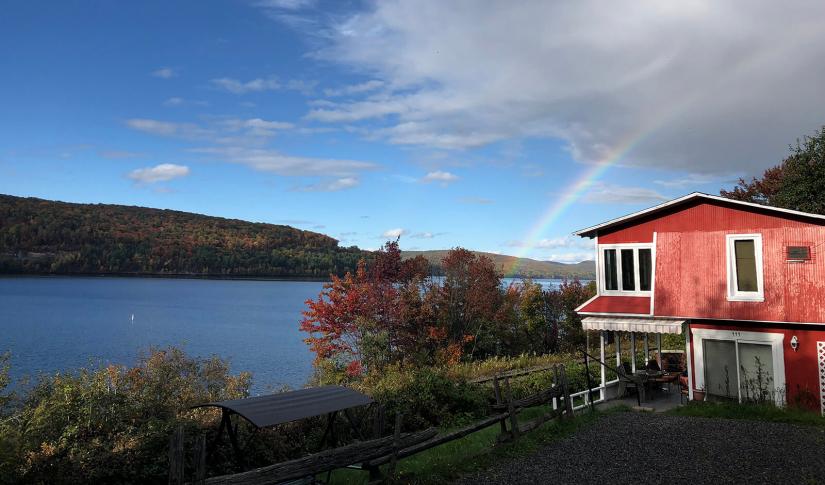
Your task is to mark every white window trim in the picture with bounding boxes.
[597,243,654,297]
[725,233,764,302]
[691,328,785,406]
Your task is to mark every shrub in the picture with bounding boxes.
[0,347,250,484]
[359,366,488,431]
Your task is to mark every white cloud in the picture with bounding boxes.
[193,146,376,177]
[421,170,459,185]
[126,115,376,187]
[163,97,208,107]
[544,252,595,264]
[324,80,385,97]
[582,183,669,204]
[293,177,360,192]
[99,150,142,159]
[218,118,295,138]
[211,76,316,95]
[382,228,408,238]
[410,231,446,239]
[128,164,190,184]
[255,0,315,10]
[211,76,281,94]
[459,196,494,205]
[126,118,212,139]
[126,117,292,142]
[151,67,176,79]
[505,235,593,251]
[306,1,825,174]
[653,173,724,188]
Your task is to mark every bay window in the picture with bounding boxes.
[599,244,653,295]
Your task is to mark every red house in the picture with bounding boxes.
[574,192,825,413]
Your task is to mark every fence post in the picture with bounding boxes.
[504,377,519,441]
[492,375,508,440]
[168,425,185,485]
[562,365,573,418]
[388,413,403,481]
[193,433,206,485]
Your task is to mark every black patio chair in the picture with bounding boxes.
[618,362,640,398]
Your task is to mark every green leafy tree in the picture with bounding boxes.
[721,126,825,214]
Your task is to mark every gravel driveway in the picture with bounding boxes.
[458,412,825,484]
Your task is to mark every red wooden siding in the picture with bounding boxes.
[598,199,821,244]
[596,200,825,324]
[579,295,650,315]
[690,321,825,412]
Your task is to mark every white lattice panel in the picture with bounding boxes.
[818,342,825,417]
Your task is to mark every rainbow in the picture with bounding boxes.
[502,136,646,277]
[500,69,719,277]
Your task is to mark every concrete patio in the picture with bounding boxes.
[598,382,684,413]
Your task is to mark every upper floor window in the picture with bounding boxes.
[599,244,653,295]
[726,234,764,301]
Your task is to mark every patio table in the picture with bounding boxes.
[648,372,679,391]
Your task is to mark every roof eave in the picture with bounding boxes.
[573,192,825,238]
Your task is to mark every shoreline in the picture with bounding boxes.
[0,272,333,283]
[0,272,594,282]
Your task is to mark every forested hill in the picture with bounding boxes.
[0,194,367,278]
[401,250,595,279]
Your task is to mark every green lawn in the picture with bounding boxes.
[667,401,825,427]
[328,406,602,484]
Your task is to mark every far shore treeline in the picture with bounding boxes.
[0,194,366,278]
[0,194,596,279]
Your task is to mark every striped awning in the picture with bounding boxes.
[581,316,684,334]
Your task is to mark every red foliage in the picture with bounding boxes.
[720,165,784,205]
[301,242,596,374]
[300,241,452,371]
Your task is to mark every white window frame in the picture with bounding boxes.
[597,243,654,297]
[725,233,764,302]
[691,328,785,406]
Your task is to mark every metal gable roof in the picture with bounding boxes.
[194,385,373,429]
[573,192,825,238]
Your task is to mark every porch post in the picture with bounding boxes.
[656,333,663,368]
[600,331,606,401]
[615,331,621,368]
[644,333,649,364]
[685,323,694,401]
[630,333,637,372]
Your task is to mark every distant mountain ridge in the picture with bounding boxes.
[401,250,595,279]
[0,194,366,278]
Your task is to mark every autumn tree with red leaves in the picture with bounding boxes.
[300,242,595,379]
[300,241,440,377]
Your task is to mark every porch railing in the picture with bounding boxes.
[579,348,642,407]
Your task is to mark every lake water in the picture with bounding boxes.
[0,276,570,394]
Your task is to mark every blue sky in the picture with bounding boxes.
[3,1,824,262]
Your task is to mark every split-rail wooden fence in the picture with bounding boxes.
[168,364,573,485]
